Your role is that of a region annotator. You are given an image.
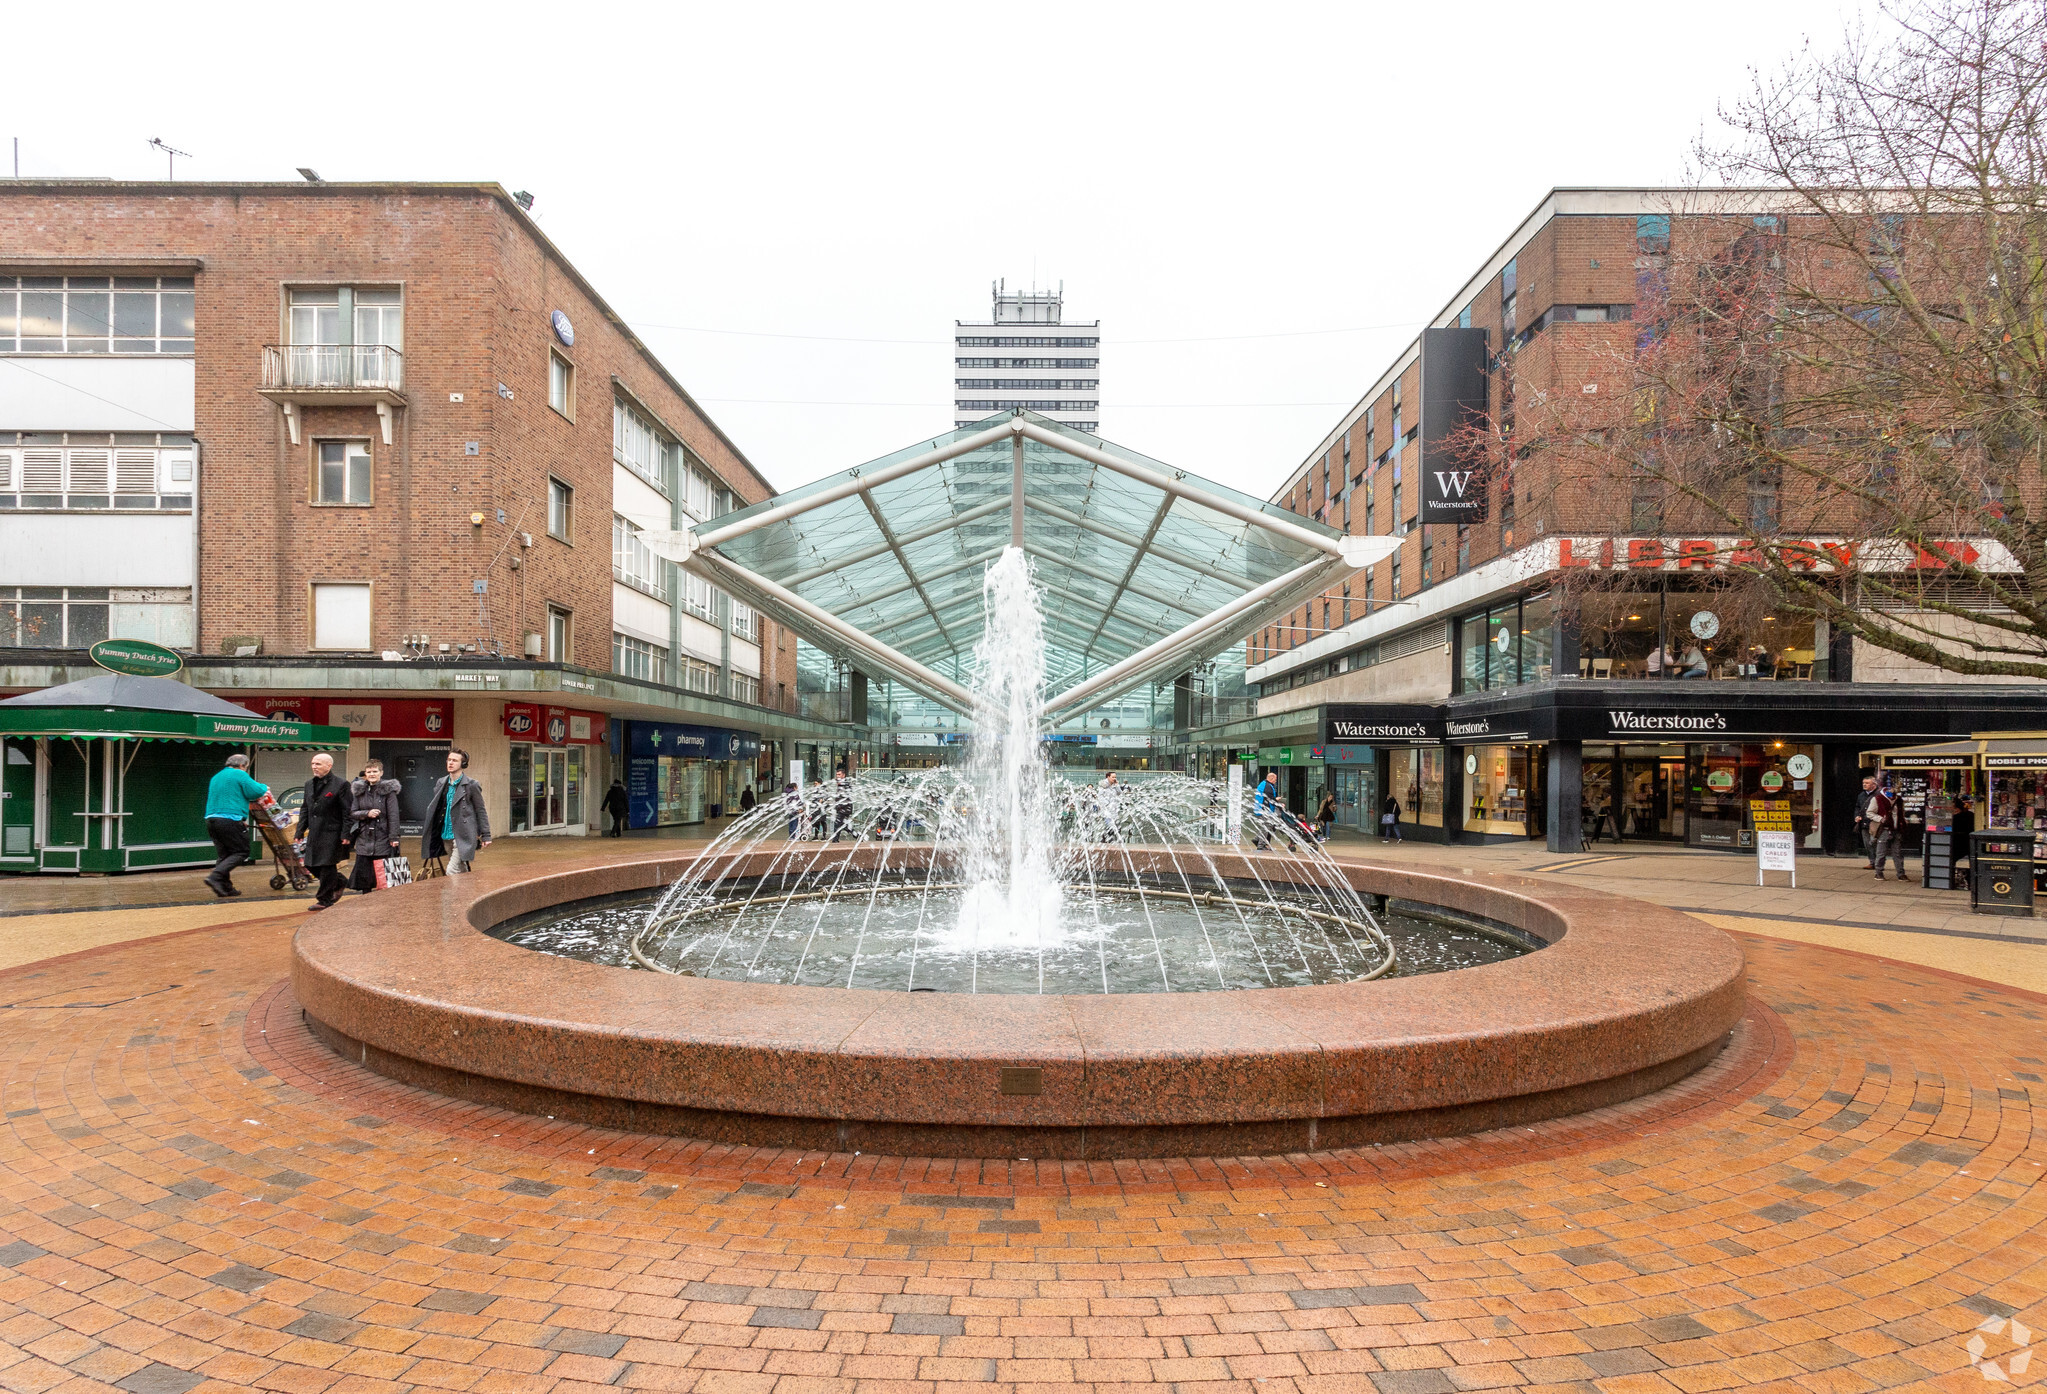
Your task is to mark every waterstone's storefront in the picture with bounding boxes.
[1323,686,2047,853]
[1325,705,1447,840]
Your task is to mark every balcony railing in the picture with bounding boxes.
[262,343,404,392]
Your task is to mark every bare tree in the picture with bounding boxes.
[1512,0,2047,677]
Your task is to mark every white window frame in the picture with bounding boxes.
[549,350,576,420]
[547,606,572,663]
[547,477,573,543]
[612,631,668,684]
[312,439,373,506]
[612,513,667,598]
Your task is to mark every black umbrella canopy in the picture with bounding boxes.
[0,674,263,717]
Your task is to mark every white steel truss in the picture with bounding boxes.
[643,415,1399,726]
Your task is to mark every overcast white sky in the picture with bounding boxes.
[11,0,1866,498]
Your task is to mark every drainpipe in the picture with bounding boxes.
[189,440,203,654]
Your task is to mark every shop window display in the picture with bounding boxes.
[1464,745,1533,835]
[1989,767,2047,831]
[1390,747,1445,828]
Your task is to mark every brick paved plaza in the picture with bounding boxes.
[1,841,2043,1394]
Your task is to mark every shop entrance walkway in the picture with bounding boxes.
[1324,826,2047,944]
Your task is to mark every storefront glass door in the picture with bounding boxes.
[1619,749,1686,840]
[511,743,583,832]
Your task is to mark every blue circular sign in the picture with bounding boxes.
[550,309,574,347]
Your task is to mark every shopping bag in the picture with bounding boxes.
[416,855,447,881]
[379,855,412,887]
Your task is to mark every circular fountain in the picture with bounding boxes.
[292,548,1747,1158]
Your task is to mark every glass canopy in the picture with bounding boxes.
[692,412,1349,722]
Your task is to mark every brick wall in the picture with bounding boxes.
[0,182,795,705]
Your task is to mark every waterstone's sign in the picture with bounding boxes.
[1325,704,1442,746]
[1607,710,1732,735]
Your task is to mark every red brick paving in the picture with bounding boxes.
[0,915,2043,1393]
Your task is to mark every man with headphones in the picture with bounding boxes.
[422,747,492,872]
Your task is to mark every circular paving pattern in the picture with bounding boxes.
[0,911,2043,1393]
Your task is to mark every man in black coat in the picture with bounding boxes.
[295,751,354,909]
[602,780,630,837]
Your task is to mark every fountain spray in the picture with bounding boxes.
[954,546,1063,945]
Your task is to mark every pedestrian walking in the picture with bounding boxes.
[783,781,801,839]
[829,766,856,842]
[603,779,630,837]
[1099,771,1122,842]
[422,748,491,873]
[202,752,268,897]
[295,752,354,909]
[1855,775,1878,867]
[1315,788,1336,839]
[1951,793,1976,886]
[346,760,402,894]
[1250,770,1280,850]
[1868,780,1906,881]
[1380,794,1403,843]
[739,784,757,812]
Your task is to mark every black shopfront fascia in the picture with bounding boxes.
[1324,704,1444,746]
[1440,681,2047,852]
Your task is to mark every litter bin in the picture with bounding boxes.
[1971,830,2036,917]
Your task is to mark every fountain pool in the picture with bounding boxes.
[289,545,1748,1158]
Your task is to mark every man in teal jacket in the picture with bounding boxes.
[203,752,268,897]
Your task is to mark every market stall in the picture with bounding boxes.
[0,673,348,875]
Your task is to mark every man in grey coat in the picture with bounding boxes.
[422,748,492,872]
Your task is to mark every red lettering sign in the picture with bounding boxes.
[1820,541,1857,570]
[1557,538,1593,568]
[1911,540,1979,569]
[1626,539,1667,569]
[1676,539,1718,570]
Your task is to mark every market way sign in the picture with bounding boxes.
[88,639,183,678]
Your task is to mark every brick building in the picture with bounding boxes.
[0,180,850,872]
[1189,187,2047,857]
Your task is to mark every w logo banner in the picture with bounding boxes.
[1419,327,1493,524]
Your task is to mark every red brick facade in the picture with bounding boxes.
[0,180,792,698]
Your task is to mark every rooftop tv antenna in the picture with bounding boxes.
[147,137,191,179]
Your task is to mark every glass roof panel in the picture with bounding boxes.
[695,412,1343,709]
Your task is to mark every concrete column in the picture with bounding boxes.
[1444,748,1465,843]
[1546,739,1583,853]
[1553,596,1581,680]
